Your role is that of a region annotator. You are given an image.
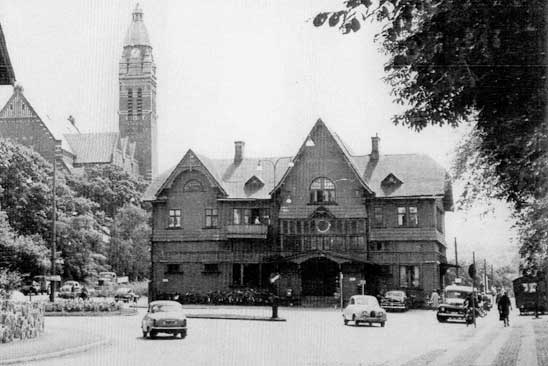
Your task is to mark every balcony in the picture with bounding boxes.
[226,224,268,239]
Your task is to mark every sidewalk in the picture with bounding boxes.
[0,323,108,365]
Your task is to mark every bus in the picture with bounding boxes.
[513,276,547,315]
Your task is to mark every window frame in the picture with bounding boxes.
[183,179,204,192]
[397,206,419,227]
[309,177,336,204]
[168,209,181,228]
[166,263,182,274]
[399,265,420,288]
[205,208,218,228]
[202,263,220,274]
[373,206,384,227]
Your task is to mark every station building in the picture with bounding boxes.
[144,119,454,304]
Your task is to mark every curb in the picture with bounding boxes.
[0,338,110,365]
[186,314,286,321]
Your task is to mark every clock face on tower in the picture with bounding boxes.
[130,47,141,58]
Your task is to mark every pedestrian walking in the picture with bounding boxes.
[498,290,512,327]
[430,290,440,309]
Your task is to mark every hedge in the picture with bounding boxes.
[0,301,45,343]
[44,299,123,313]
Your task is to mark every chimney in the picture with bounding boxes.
[234,141,245,164]
[371,134,380,160]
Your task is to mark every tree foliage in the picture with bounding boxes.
[314,0,547,269]
[0,139,150,281]
[107,205,151,281]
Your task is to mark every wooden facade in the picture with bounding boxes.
[145,119,453,304]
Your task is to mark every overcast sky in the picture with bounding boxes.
[0,0,519,267]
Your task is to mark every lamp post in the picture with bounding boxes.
[49,146,58,302]
[256,157,294,191]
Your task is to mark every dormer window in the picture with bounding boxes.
[381,173,403,187]
[184,179,204,192]
[245,175,264,188]
[310,177,335,204]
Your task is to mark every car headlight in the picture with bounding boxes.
[152,319,157,326]
[440,307,445,312]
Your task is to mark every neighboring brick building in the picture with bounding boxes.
[0,5,156,180]
[144,119,454,304]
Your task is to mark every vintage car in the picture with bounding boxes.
[141,300,187,339]
[343,295,387,327]
[437,285,474,322]
[58,281,82,298]
[381,290,411,312]
[20,280,41,296]
[114,287,140,303]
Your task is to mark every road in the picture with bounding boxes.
[26,306,547,366]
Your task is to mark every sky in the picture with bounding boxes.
[0,0,519,267]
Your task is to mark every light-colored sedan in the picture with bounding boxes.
[343,295,387,327]
[141,300,187,339]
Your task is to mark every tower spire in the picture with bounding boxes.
[123,3,150,47]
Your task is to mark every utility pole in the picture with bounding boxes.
[49,150,57,303]
[454,237,459,278]
[472,252,476,328]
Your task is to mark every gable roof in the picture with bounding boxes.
[0,23,15,85]
[271,119,373,195]
[144,119,453,210]
[64,132,119,164]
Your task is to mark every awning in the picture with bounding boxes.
[268,250,373,265]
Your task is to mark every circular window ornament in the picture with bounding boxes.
[316,219,331,233]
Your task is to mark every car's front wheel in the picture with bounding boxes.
[142,330,148,338]
[150,330,157,339]
[180,330,187,339]
[343,317,348,325]
[381,322,385,327]
[437,314,447,323]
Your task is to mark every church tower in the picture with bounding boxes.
[119,4,158,180]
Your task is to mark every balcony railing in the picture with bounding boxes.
[226,224,268,239]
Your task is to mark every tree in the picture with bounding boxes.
[0,140,109,281]
[314,0,547,268]
[107,205,151,281]
[67,164,149,218]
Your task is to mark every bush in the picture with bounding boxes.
[0,300,44,343]
[43,299,122,313]
[125,281,148,297]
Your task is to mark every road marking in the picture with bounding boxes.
[516,321,538,366]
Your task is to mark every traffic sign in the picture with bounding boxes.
[468,264,476,278]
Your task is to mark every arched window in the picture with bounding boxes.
[184,179,204,192]
[137,88,143,118]
[127,88,133,118]
[309,177,335,204]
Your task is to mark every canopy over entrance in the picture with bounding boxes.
[268,250,373,265]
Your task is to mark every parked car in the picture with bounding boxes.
[141,300,187,339]
[343,295,387,327]
[33,275,50,294]
[98,272,117,286]
[58,281,81,298]
[20,280,40,296]
[381,290,411,312]
[114,287,140,303]
[436,285,473,322]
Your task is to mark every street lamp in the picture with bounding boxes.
[256,157,294,189]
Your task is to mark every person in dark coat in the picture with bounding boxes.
[498,290,512,327]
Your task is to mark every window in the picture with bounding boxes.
[184,179,203,192]
[232,208,269,225]
[168,209,181,228]
[397,206,419,227]
[373,207,383,226]
[203,263,220,273]
[436,208,443,232]
[137,88,143,118]
[127,88,133,118]
[400,265,420,288]
[397,207,407,226]
[309,177,335,204]
[205,208,218,228]
[166,264,181,274]
[408,207,418,226]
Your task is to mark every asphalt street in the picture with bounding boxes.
[23,306,546,366]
